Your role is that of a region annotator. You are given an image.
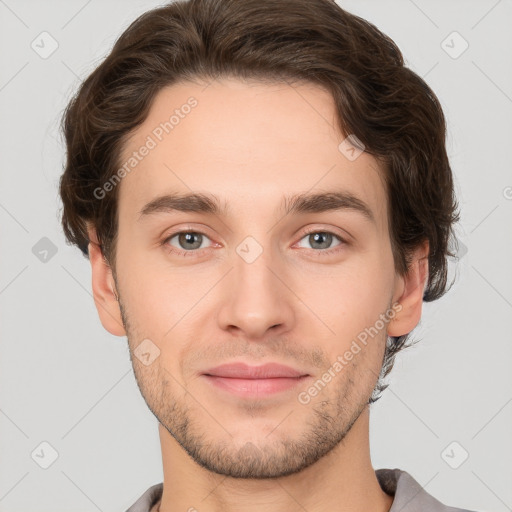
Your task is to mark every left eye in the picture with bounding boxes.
[296,231,344,251]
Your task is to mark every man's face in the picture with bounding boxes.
[112,77,401,478]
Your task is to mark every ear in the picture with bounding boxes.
[86,224,126,337]
[387,240,429,337]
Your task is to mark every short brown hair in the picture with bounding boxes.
[59,0,459,403]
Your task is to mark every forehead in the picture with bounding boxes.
[116,77,388,230]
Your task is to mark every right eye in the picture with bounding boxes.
[162,230,214,257]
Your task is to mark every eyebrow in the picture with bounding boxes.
[137,190,375,224]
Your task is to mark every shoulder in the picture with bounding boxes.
[125,482,163,512]
[376,468,480,512]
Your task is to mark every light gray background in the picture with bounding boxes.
[1,0,511,511]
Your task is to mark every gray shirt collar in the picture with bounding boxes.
[126,468,476,512]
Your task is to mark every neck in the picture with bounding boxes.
[155,406,394,512]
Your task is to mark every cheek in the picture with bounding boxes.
[117,253,217,367]
[306,250,393,322]
[299,251,395,362]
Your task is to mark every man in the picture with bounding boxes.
[59,0,475,511]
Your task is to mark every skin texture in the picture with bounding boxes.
[87,77,428,512]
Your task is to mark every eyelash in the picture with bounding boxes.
[161,226,348,258]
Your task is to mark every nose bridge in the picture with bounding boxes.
[235,233,276,289]
[216,232,294,338]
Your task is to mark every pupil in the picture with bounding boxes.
[312,232,331,249]
[180,232,201,249]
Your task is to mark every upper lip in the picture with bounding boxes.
[203,362,308,379]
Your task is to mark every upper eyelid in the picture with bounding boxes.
[300,226,347,240]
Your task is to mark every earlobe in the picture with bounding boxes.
[387,241,429,337]
[87,227,126,337]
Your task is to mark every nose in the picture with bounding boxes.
[216,240,295,340]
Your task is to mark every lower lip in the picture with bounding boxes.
[202,375,310,398]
